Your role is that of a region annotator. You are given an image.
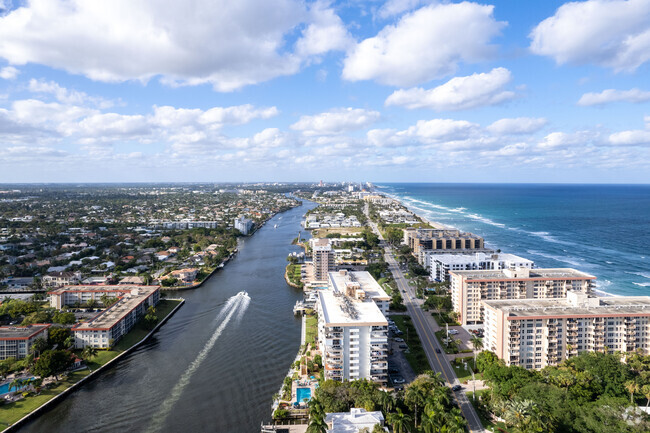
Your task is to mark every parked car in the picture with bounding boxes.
[452,385,462,391]
[395,337,404,342]
[399,344,408,349]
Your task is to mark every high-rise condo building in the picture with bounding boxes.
[483,291,650,369]
[312,238,335,281]
[423,252,534,282]
[450,267,596,325]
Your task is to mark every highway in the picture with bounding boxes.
[366,210,485,432]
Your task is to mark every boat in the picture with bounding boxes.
[274,224,278,228]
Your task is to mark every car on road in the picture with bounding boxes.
[452,385,462,391]
[435,348,441,353]
[394,337,404,342]
[392,377,406,384]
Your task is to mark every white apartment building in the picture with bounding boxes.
[72,285,160,349]
[234,217,254,235]
[325,408,386,433]
[483,291,650,370]
[329,270,391,315]
[424,252,534,282]
[450,267,596,325]
[317,288,388,385]
[49,285,145,309]
[313,239,335,281]
[0,324,50,360]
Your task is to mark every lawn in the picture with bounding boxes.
[286,264,303,287]
[434,330,459,354]
[451,356,483,383]
[0,299,183,426]
[304,313,318,346]
[390,315,430,375]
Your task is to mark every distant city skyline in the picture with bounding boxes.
[0,0,649,183]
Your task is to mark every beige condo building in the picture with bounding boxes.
[403,228,485,256]
[313,238,335,281]
[483,291,650,369]
[450,267,596,325]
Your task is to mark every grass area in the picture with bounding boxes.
[286,264,303,288]
[311,227,364,237]
[0,370,91,427]
[431,311,461,326]
[451,356,483,383]
[304,312,318,346]
[390,315,430,375]
[0,299,182,426]
[434,330,459,354]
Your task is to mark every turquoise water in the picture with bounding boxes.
[378,183,650,296]
[295,387,311,403]
[0,377,34,395]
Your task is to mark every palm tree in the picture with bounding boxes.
[642,384,650,409]
[307,397,326,433]
[405,384,427,427]
[470,336,483,369]
[8,378,24,393]
[386,408,412,433]
[82,346,98,361]
[444,408,467,433]
[504,400,535,431]
[380,391,395,414]
[625,380,640,404]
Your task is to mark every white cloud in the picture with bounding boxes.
[385,68,516,111]
[537,131,597,149]
[28,78,114,108]
[609,130,650,146]
[152,104,278,129]
[487,117,547,135]
[291,107,381,136]
[406,118,478,141]
[577,88,650,106]
[0,0,349,91]
[377,0,424,19]
[0,66,18,79]
[342,3,505,86]
[530,0,650,71]
[75,113,151,139]
[295,1,352,57]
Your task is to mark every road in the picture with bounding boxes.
[366,210,485,432]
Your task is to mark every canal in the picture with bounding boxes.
[20,200,316,433]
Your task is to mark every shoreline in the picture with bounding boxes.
[377,189,622,298]
[1,298,185,432]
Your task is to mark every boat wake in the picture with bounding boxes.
[146,291,250,432]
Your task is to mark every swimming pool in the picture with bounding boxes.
[295,387,311,403]
[0,377,35,395]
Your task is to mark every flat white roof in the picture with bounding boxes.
[429,252,533,266]
[318,290,387,326]
[483,295,650,318]
[329,271,390,301]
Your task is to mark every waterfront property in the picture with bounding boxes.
[450,267,596,325]
[403,227,485,256]
[423,251,534,282]
[0,324,50,360]
[48,284,145,309]
[70,285,161,348]
[235,216,254,235]
[482,290,650,369]
[317,283,388,385]
[325,408,385,433]
[328,270,390,315]
[312,239,335,281]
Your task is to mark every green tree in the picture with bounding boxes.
[386,408,411,433]
[144,305,158,330]
[32,350,73,380]
[470,335,483,369]
[81,346,98,361]
[625,380,640,404]
[48,327,71,347]
[30,337,48,357]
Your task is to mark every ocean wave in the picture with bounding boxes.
[526,250,596,269]
[627,271,650,279]
[633,282,650,287]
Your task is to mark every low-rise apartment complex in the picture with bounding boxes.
[0,324,50,360]
[317,285,388,385]
[483,291,650,369]
[62,285,160,349]
[451,267,596,325]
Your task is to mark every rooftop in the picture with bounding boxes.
[73,285,159,331]
[483,293,650,319]
[318,289,387,326]
[329,270,390,301]
[451,267,595,281]
[428,252,533,265]
[0,324,50,340]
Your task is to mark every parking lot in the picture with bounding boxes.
[387,318,416,388]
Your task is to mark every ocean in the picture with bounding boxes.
[377,183,650,297]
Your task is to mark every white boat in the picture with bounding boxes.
[274,224,278,228]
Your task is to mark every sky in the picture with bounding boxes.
[0,0,649,183]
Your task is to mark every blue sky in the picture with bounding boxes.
[0,0,649,183]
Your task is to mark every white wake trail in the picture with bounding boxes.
[147,292,250,432]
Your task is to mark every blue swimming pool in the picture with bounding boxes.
[0,377,35,395]
[295,387,311,403]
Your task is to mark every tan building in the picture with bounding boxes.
[483,291,650,370]
[169,268,199,283]
[42,271,82,288]
[450,267,596,325]
[312,239,335,281]
[403,228,485,256]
